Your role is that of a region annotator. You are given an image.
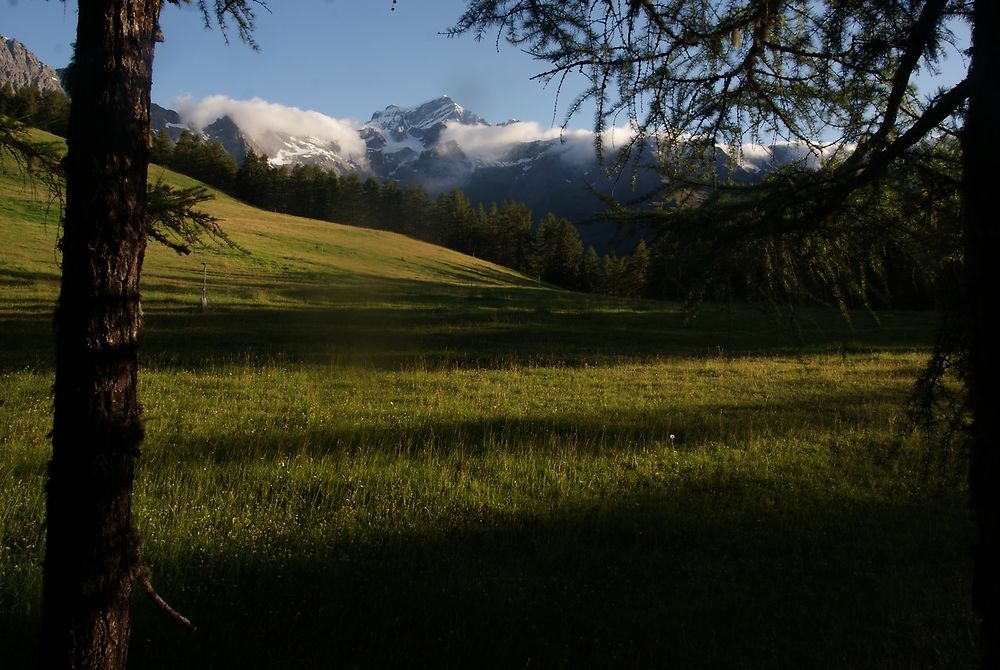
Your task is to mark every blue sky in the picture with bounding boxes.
[2,0,596,128]
[3,1,968,134]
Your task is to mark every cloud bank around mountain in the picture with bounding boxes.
[171,95,368,161]
[440,121,635,167]
[170,94,645,171]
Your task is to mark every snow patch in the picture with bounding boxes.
[172,95,368,164]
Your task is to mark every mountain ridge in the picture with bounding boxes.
[0,36,64,94]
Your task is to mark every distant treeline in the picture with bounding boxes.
[0,83,70,136]
[151,128,666,299]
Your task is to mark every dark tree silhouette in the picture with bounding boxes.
[452,0,997,660]
[169,130,238,192]
[40,2,259,668]
[535,212,583,287]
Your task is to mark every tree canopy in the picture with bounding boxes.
[450,0,972,328]
[452,0,969,299]
[453,0,968,173]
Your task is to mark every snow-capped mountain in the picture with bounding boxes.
[151,102,365,174]
[355,97,489,192]
[366,96,486,145]
[235,122,364,174]
[153,91,829,205]
[153,92,831,253]
[147,94,704,249]
[361,96,486,175]
[5,33,834,253]
[357,96,667,246]
[151,104,185,139]
[723,142,832,175]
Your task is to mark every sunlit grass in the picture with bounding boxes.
[2,353,974,667]
[0,142,975,667]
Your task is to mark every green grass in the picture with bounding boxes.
[0,137,976,668]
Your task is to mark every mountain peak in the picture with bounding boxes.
[367,95,486,135]
[0,36,65,94]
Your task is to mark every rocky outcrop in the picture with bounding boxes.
[0,36,64,93]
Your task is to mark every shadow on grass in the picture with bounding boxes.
[0,292,939,373]
[0,464,975,669]
[120,486,976,669]
[0,314,54,370]
[0,398,974,668]
[0,267,59,288]
[132,297,940,369]
[140,388,911,468]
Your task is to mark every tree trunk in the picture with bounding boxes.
[963,0,999,664]
[40,1,161,668]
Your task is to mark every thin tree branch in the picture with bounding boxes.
[137,568,196,632]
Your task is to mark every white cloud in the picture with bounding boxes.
[170,94,368,161]
[440,121,563,161]
[168,94,647,171]
[718,140,846,171]
[439,121,636,168]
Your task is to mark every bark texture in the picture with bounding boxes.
[964,0,999,664]
[40,1,161,667]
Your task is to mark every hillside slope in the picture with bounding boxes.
[2,133,532,293]
[1,131,567,367]
[140,167,536,298]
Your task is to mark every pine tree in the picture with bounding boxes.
[37,89,71,136]
[149,128,174,166]
[400,185,435,239]
[379,179,404,232]
[234,148,274,209]
[436,188,475,251]
[11,85,40,121]
[492,200,533,271]
[601,252,622,297]
[335,172,364,224]
[580,245,603,293]
[169,130,237,192]
[536,212,583,288]
[42,2,260,667]
[621,239,650,298]
[0,83,14,117]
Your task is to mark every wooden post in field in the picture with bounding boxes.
[200,262,208,310]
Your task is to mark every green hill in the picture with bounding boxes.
[2,134,530,291]
[2,131,554,368]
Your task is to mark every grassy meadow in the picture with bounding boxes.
[0,139,978,667]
